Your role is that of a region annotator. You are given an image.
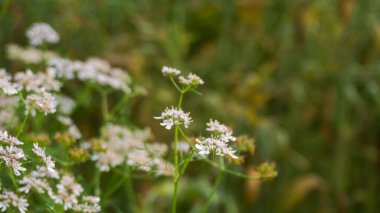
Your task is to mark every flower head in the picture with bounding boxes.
[26,23,59,46]
[162,66,181,77]
[0,69,20,95]
[26,90,57,115]
[179,73,204,86]
[154,106,192,130]
[195,119,238,159]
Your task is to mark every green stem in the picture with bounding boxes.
[0,0,12,22]
[202,169,224,213]
[16,110,29,138]
[170,77,182,93]
[8,168,18,190]
[125,164,137,213]
[172,91,185,213]
[94,169,101,196]
[100,91,109,122]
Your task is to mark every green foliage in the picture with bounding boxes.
[1,0,380,212]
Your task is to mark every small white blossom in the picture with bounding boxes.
[0,130,23,146]
[0,69,20,95]
[0,190,29,213]
[73,196,101,212]
[52,174,83,210]
[162,66,181,76]
[26,91,57,115]
[7,44,58,64]
[179,73,204,86]
[15,69,61,93]
[195,119,238,159]
[32,143,57,174]
[154,106,192,130]
[19,170,52,194]
[0,145,26,176]
[26,23,59,46]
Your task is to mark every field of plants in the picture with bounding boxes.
[1,0,380,212]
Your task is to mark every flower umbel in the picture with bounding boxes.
[195,119,238,159]
[26,23,59,46]
[178,73,204,86]
[154,106,192,130]
[162,66,181,77]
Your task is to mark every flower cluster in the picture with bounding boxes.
[26,23,59,46]
[0,190,29,213]
[0,130,26,176]
[162,66,181,76]
[0,69,20,95]
[18,142,100,212]
[195,119,238,159]
[161,65,204,87]
[154,106,192,130]
[179,73,204,86]
[7,44,58,64]
[48,57,132,93]
[89,124,173,176]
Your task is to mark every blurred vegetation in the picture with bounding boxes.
[2,0,380,212]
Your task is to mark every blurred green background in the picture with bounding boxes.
[1,0,380,212]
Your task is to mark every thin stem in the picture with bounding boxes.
[170,77,182,93]
[202,169,224,213]
[172,91,185,213]
[8,168,18,190]
[125,164,137,213]
[100,91,109,122]
[178,127,195,149]
[0,0,12,22]
[94,169,101,196]
[16,110,29,138]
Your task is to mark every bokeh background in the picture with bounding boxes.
[1,0,380,212]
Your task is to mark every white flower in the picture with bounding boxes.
[26,23,59,46]
[195,119,238,159]
[26,90,57,115]
[15,69,61,93]
[73,196,101,213]
[51,174,83,210]
[195,137,238,159]
[0,145,26,176]
[7,44,58,64]
[18,170,52,194]
[154,106,192,130]
[162,66,181,76]
[0,190,29,213]
[0,69,20,95]
[32,143,57,174]
[178,73,204,86]
[0,130,23,146]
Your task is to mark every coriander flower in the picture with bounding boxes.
[195,119,238,159]
[32,143,57,174]
[0,130,23,146]
[26,23,59,46]
[162,66,181,76]
[179,73,204,86]
[26,90,57,115]
[154,106,192,130]
[0,190,29,213]
[0,69,20,95]
[0,145,26,176]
